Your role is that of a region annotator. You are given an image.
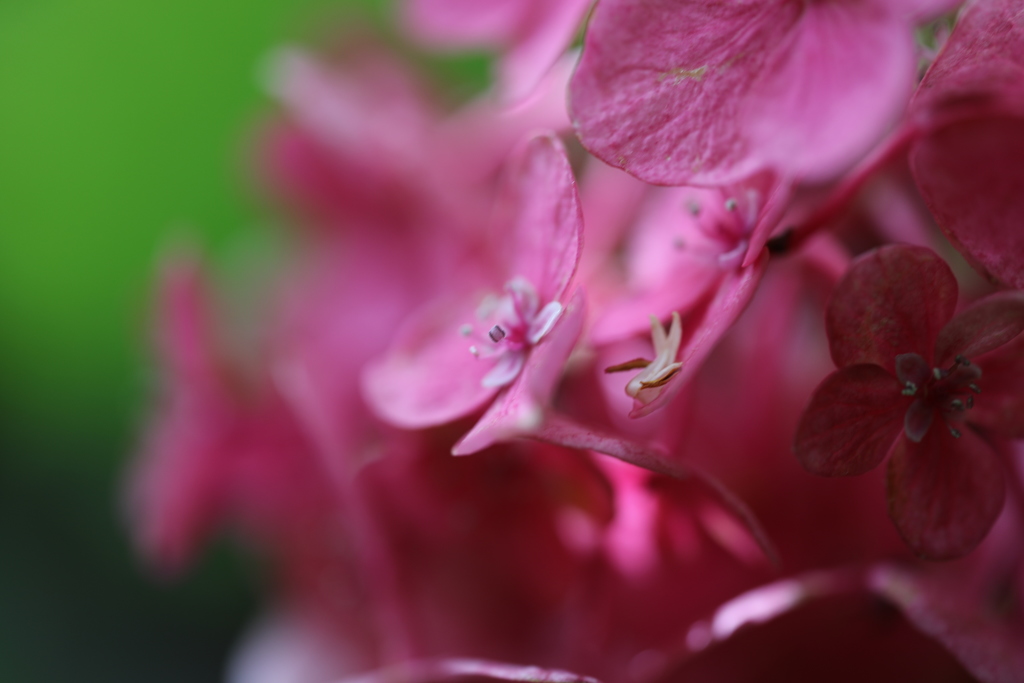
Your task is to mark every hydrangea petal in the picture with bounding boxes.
[629,253,767,419]
[827,245,957,372]
[570,0,915,185]
[510,134,583,305]
[453,289,585,455]
[935,291,1024,365]
[362,297,500,429]
[886,425,1006,560]
[794,364,907,477]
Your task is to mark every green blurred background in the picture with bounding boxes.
[0,0,397,680]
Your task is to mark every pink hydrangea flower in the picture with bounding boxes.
[362,133,584,454]
[570,0,958,186]
[794,245,1024,559]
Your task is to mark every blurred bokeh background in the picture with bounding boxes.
[0,1,425,680]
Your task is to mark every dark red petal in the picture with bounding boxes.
[886,426,1005,560]
[827,245,957,372]
[794,364,906,477]
[935,291,1024,366]
[971,332,1024,438]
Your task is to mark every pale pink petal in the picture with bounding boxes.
[499,0,592,102]
[362,297,499,429]
[794,364,907,477]
[935,291,1024,365]
[402,0,530,47]
[570,0,915,185]
[869,564,1024,683]
[453,289,585,455]
[510,134,583,305]
[887,425,1006,560]
[827,245,958,372]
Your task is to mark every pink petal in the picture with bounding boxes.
[794,364,907,477]
[869,564,1024,683]
[886,425,1006,560]
[629,252,767,418]
[509,134,583,306]
[498,0,592,103]
[453,289,585,455]
[570,0,915,185]
[934,291,1024,365]
[402,0,530,47]
[827,245,958,372]
[361,297,500,429]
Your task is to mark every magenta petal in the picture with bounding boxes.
[402,0,530,47]
[869,564,1024,683]
[794,364,906,477]
[935,291,1024,365]
[453,289,585,455]
[886,426,1006,560]
[510,133,583,305]
[827,245,958,372]
[570,0,915,184]
[338,658,602,683]
[362,298,499,429]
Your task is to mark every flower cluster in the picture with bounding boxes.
[128,1,1024,681]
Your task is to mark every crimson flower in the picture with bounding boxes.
[794,245,1024,560]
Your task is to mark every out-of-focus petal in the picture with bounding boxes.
[886,425,1005,560]
[827,245,957,372]
[794,364,907,477]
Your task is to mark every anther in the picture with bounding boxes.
[967,395,974,409]
[902,381,918,396]
[605,358,652,373]
[950,399,965,411]
[469,345,480,357]
[724,198,738,211]
[488,325,506,343]
[969,383,981,394]
[933,367,944,380]
[949,426,962,439]
[459,324,473,337]
[687,200,701,216]
[955,354,970,367]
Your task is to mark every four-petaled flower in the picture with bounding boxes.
[794,245,1024,560]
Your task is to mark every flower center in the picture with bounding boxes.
[896,353,981,441]
[461,276,563,388]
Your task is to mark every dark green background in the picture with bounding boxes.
[0,1,397,680]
